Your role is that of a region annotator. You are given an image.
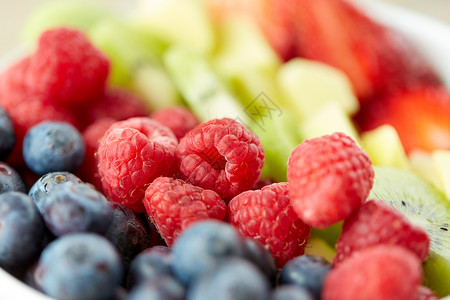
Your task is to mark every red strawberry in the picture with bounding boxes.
[355,86,450,153]
[288,0,441,100]
[334,199,430,264]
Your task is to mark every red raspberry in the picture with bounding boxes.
[151,106,200,140]
[415,286,439,300]
[287,132,374,228]
[87,88,149,125]
[176,118,265,201]
[27,27,109,108]
[144,177,227,247]
[76,118,116,191]
[97,117,178,212]
[228,182,311,267]
[323,245,423,300]
[334,199,430,264]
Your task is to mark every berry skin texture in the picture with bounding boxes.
[97,117,178,213]
[0,162,26,194]
[322,245,423,300]
[144,177,227,247]
[334,199,430,264]
[151,106,200,140]
[0,106,15,161]
[27,27,109,108]
[23,121,85,175]
[176,118,265,201]
[287,132,374,228]
[128,275,185,300]
[228,182,311,267]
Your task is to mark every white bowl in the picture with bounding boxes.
[0,1,450,299]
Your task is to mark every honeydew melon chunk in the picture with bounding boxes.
[164,47,250,124]
[213,16,281,79]
[409,150,440,189]
[277,58,359,121]
[22,0,110,45]
[131,0,215,55]
[298,102,360,144]
[361,124,410,169]
[432,150,450,199]
[89,19,181,109]
[304,236,336,263]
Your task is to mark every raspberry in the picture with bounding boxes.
[176,118,265,201]
[322,245,423,300]
[151,106,200,140]
[228,182,311,267]
[76,118,116,191]
[97,117,178,212]
[414,286,439,300]
[334,199,430,264]
[87,88,149,126]
[27,27,109,108]
[287,132,374,228]
[144,177,227,247]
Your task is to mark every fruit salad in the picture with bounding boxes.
[0,0,450,299]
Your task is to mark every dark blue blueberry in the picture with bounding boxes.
[0,106,15,161]
[28,171,82,213]
[243,237,278,284]
[0,192,45,270]
[128,275,185,300]
[0,162,26,194]
[36,233,123,300]
[187,257,270,300]
[172,220,248,285]
[23,121,85,175]
[279,255,332,299]
[271,285,315,300]
[41,181,113,236]
[127,246,173,289]
[104,202,151,266]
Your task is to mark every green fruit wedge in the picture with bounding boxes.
[370,166,450,297]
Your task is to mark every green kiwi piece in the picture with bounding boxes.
[370,166,450,297]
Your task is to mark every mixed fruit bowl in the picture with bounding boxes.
[1,0,450,299]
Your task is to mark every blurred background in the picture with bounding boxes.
[0,0,449,58]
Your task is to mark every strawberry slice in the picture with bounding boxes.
[355,86,450,153]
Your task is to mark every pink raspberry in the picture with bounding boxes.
[151,106,200,140]
[323,245,423,300]
[414,286,439,300]
[287,132,374,228]
[176,118,265,201]
[27,27,109,108]
[334,199,430,264]
[97,117,178,212]
[228,182,311,267]
[144,177,227,247]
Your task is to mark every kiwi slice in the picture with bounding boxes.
[370,166,450,297]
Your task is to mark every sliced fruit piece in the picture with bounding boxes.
[370,166,450,297]
[355,86,450,153]
[304,236,337,263]
[131,0,215,55]
[298,102,360,144]
[432,150,450,199]
[288,0,441,100]
[361,124,409,169]
[277,58,359,121]
[22,0,109,44]
[409,150,439,188]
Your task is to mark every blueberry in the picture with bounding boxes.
[23,121,85,175]
[279,255,332,299]
[128,275,185,300]
[187,257,270,300]
[127,246,173,289]
[0,162,26,194]
[41,181,113,236]
[28,171,82,213]
[271,285,315,300]
[0,106,15,161]
[36,233,123,300]
[172,220,248,285]
[104,202,151,266]
[0,192,45,270]
[243,237,278,285]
